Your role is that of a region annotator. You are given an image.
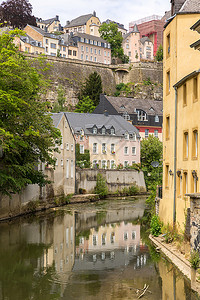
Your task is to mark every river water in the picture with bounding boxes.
[0,197,199,300]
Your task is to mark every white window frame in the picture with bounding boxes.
[66,159,69,178]
[71,159,73,178]
[132,147,136,155]
[124,146,129,155]
[93,143,98,154]
[102,143,107,154]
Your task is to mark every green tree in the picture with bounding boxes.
[155,44,163,62]
[95,173,108,199]
[52,84,66,112]
[141,135,163,190]
[75,96,95,113]
[79,71,102,107]
[99,22,126,61]
[0,29,61,196]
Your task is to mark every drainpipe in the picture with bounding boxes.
[173,86,178,226]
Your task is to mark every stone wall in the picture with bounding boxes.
[27,54,163,109]
[76,168,146,194]
[189,194,200,251]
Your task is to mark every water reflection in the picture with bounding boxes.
[0,198,199,300]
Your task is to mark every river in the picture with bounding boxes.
[0,197,199,300]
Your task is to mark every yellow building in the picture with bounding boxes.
[63,11,101,37]
[36,16,61,33]
[159,0,200,231]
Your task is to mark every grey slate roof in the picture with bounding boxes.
[74,32,109,43]
[65,112,140,137]
[179,0,200,13]
[123,32,132,40]
[140,36,152,44]
[132,24,140,33]
[50,113,63,128]
[64,14,93,28]
[38,17,58,25]
[27,25,60,39]
[104,96,163,116]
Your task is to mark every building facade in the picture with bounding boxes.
[65,112,141,168]
[159,0,200,230]
[36,15,62,33]
[93,94,163,141]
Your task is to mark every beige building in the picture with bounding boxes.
[36,15,61,33]
[14,34,45,55]
[159,0,200,230]
[46,113,76,196]
[64,11,101,37]
[139,36,154,60]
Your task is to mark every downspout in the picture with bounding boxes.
[173,86,178,226]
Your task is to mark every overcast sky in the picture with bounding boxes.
[29,0,171,30]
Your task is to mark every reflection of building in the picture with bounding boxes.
[159,0,200,230]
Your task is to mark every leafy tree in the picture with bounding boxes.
[0,0,37,29]
[75,96,95,113]
[141,135,163,190]
[155,44,163,62]
[99,22,125,61]
[0,29,61,196]
[95,173,108,199]
[79,71,102,107]
[75,144,90,168]
[52,84,66,112]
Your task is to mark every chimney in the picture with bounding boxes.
[104,110,109,117]
[93,11,96,17]
[56,15,59,21]
[66,20,70,25]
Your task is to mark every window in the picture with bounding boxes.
[132,231,136,240]
[98,42,101,46]
[126,44,129,49]
[50,43,56,49]
[94,48,97,54]
[123,112,130,121]
[80,145,84,154]
[167,71,170,94]
[73,50,77,56]
[63,46,66,51]
[80,37,84,42]
[111,128,115,135]
[71,160,73,178]
[154,130,158,138]
[90,48,93,53]
[124,161,129,168]
[183,83,187,106]
[93,235,97,246]
[165,164,169,188]
[66,160,69,178]
[166,115,170,140]
[145,129,149,138]
[85,39,88,44]
[81,45,84,51]
[191,171,198,193]
[183,171,188,195]
[94,41,97,46]
[46,39,48,44]
[192,129,198,158]
[124,146,129,155]
[183,131,189,159]
[102,160,106,169]
[155,115,159,122]
[111,144,115,154]
[125,132,129,140]
[86,55,88,60]
[93,160,98,168]
[110,232,115,243]
[166,33,170,57]
[45,47,48,52]
[66,143,69,150]
[90,56,92,61]
[98,49,101,55]
[80,135,83,141]
[90,40,93,45]
[68,49,72,55]
[132,147,136,155]
[63,54,66,58]
[111,160,115,169]
[104,51,106,56]
[102,127,106,134]
[81,54,83,60]
[102,143,106,154]
[102,234,106,245]
[94,57,97,62]
[61,159,63,167]
[71,144,74,151]
[93,127,97,134]
[86,46,88,52]
[193,77,198,101]
[93,143,97,154]
[137,110,147,121]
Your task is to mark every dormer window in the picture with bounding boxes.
[125,132,129,140]
[123,112,130,121]
[132,132,136,141]
[110,128,115,135]
[102,127,106,134]
[93,127,97,134]
[136,109,147,121]
[155,115,159,122]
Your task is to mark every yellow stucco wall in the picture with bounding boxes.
[160,13,200,230]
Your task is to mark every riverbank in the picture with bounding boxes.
[149,234,200,295]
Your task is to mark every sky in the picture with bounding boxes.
[29,0,171,30]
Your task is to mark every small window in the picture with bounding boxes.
[61,159,63,167]
[111,144,115,154]
[80,145,84,154]
[183,171,188,195]
[154,130,158,138]
[50,43,56,49]
[155,115,159,122]
[66,143,69,150]
[183,131,189,159]
[68,49,72,55]
[167,71,170,94]
[132,147,136,155]
[192,129,198,158]
[166,116,170,140]
[93,160,98,168]
[111,160,115,169]
[102,143,106,154]
[73,50,77,56]
[93,127,97,134]
[71,144,74,151]
[183,83,187,106]
[132,133,136,141]
[145,129,149,138]
[102,127,106,135]
[93,143,97,154]
[66,159,69,178]
[165,164,169,188]
[124,161,129,168]
[193,77,198,102]
[125,133,129,140]
[124,146,129,155]
[102,160,106,169]
[86,46,88,52]
[71,160,74,178]
[166,33,170,57]
[90,48,93,53]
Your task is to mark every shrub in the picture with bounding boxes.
[129,185,139,195]
[190,250,200,269]
[150,215,162,237]
[95,173,108,199]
